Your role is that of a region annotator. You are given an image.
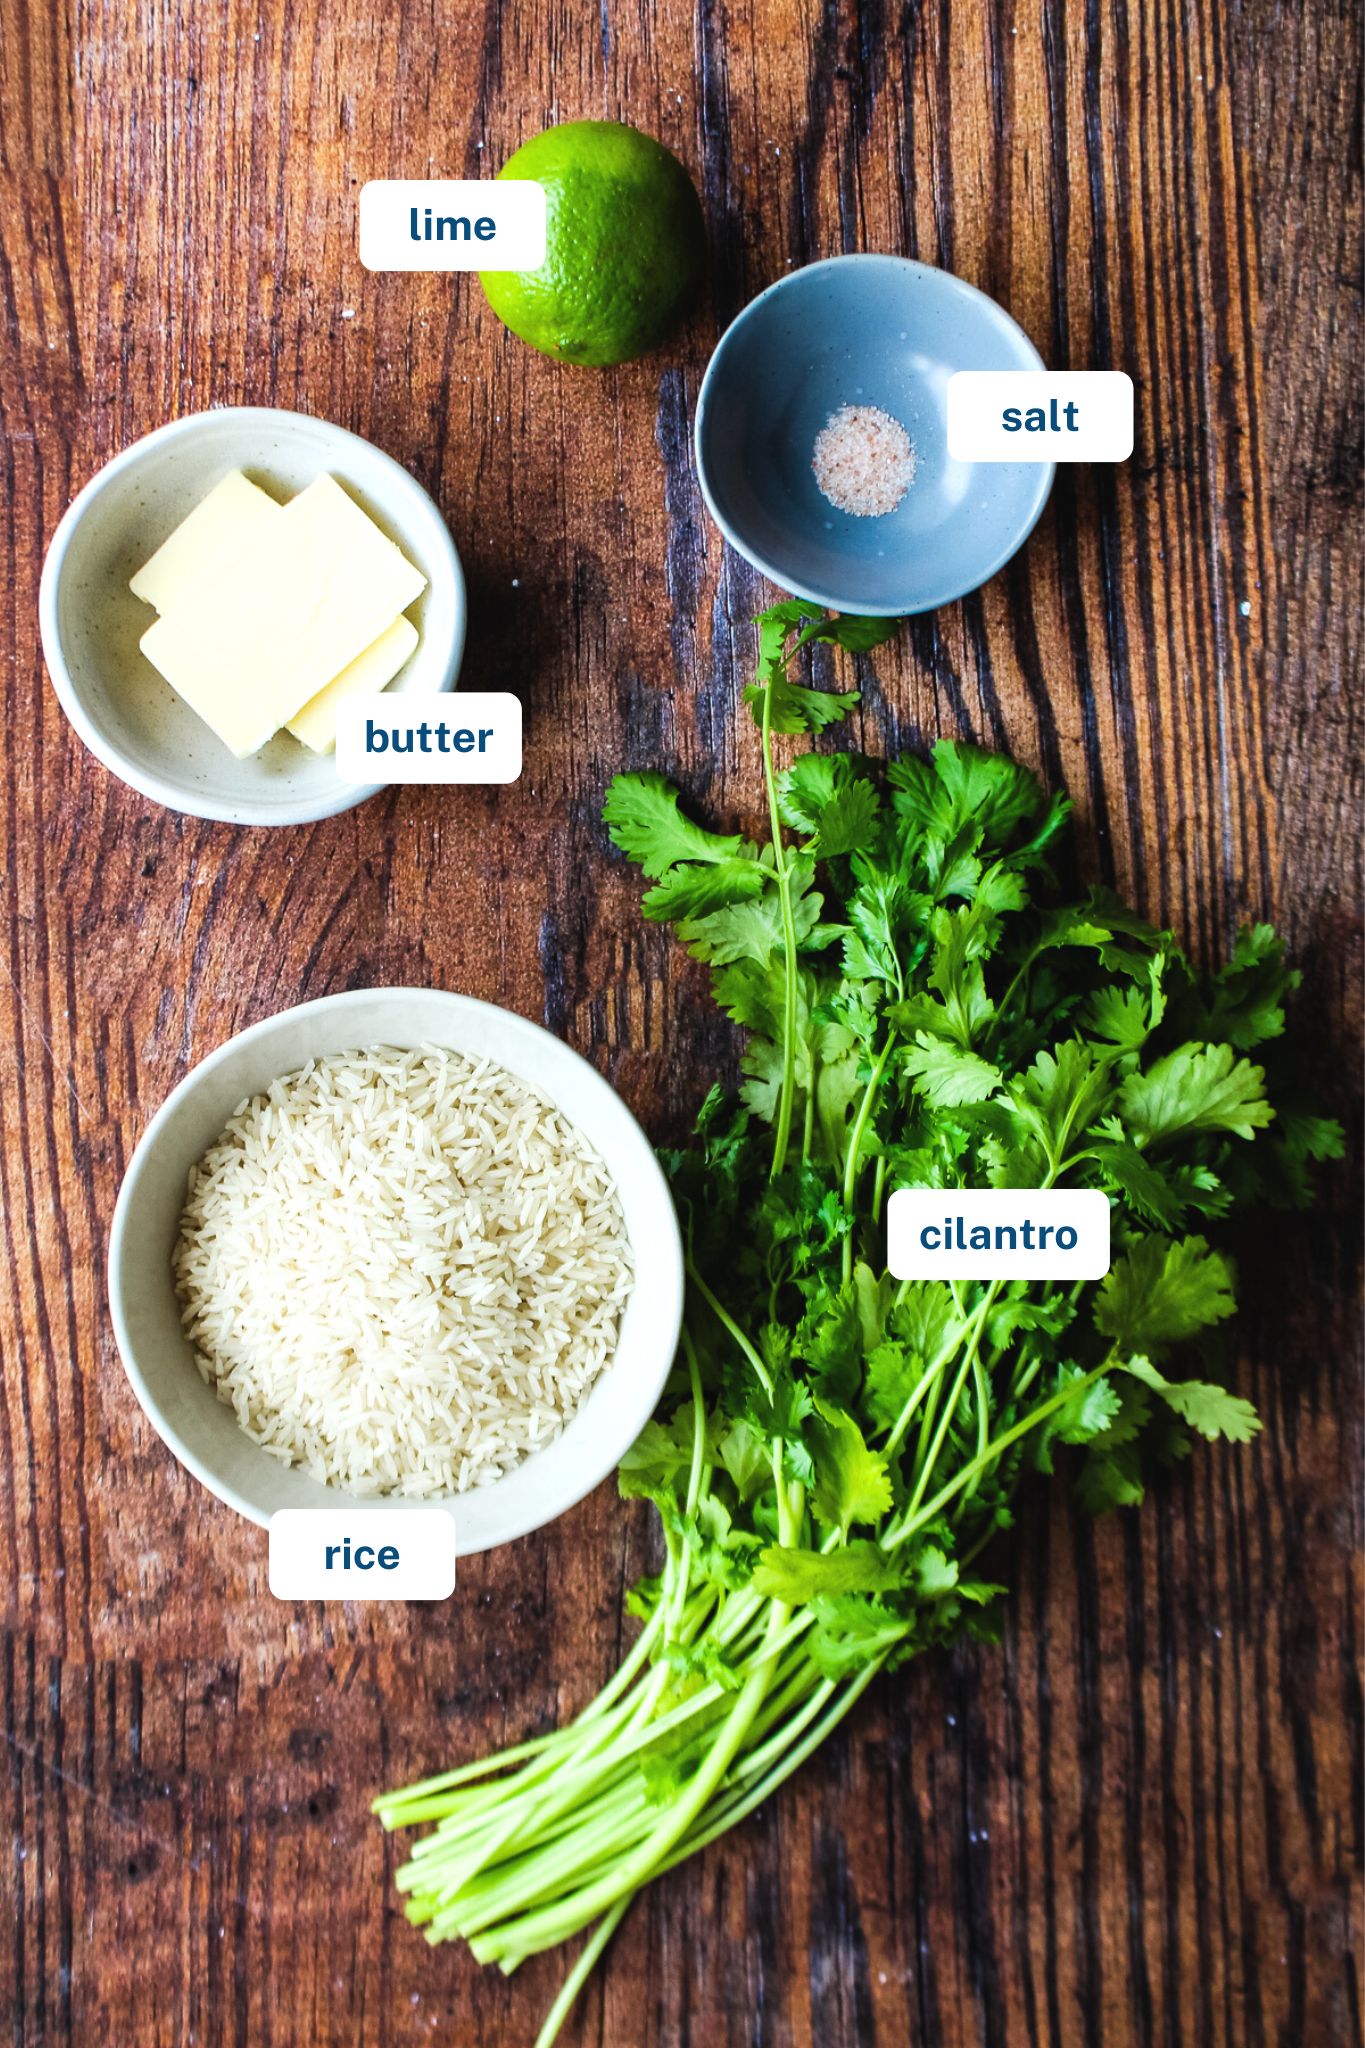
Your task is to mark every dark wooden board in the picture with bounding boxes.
[0,0,1360,2042]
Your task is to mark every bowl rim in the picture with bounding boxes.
[693,252,1056,616]
[38,406,467,826]
[107,986,685,1551]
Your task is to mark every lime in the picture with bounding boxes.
[480,120,706,368]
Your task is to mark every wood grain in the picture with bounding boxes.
[0,0,1359,2042]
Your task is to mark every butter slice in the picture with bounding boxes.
[130,470,280,610]
[139,475,427,758]
[287,615,419,752]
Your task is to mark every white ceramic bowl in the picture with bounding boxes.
[39,408,466,825]
[108,988,683,1554]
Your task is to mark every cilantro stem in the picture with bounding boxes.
[887,1364,1110,1551]
[902,1278,1004,1520]
[472,1609,791,1960]
[878,1279,997,1462]
[906,1348,978,1519]
[533,1900,631,2048]
[653,1660,881,1870]
[680,1328,709,1518]
[966,1353,992,1500]
[840,1031,897,1283]
[988,953,1037,1053]
[687,1258,773,1396]
[759,675,801,1181]
[374,1603,672,1828]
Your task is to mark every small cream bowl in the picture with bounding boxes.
[108,988,683,1555]
[39,408,466,826]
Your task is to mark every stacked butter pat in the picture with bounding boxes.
[131,471,426,757]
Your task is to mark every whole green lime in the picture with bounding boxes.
[480,121,706,367]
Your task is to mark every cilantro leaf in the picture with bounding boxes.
[888,1283,964,1361]
[1032,1365,1120,1475]
[618,1403,712,1502]
[777,754,847,833]
[1004,1041,1114,1160]
[794,1285,863,1406]
[1092,1139,1183,1230]
[1030,910,1120,958]
[1075,1440,1147,1513]
[679,872,825,966]
[717,1419,772,1503]
[925,905,997,1045]
[1266,1110,1345,1208]
[1094,1235,1236,1352]
[846,866,923,989]
[807,1595,912,1680]
[745,674,860,736]
[1120,1356,1261,1443]
[985,1290,1076,1349]
[1053,1367,1123,1444]
[751,1540,906,1603]
[851,1262,896,1353]
[744,1373,814,1447]
[1192,923,1298,1050]
[808,1401,893,1539]
[864,1341,929,1434]
[1085,984,1153,1052]
[754,601,900,663]
[753,596,826,653]
[662,1635,744,1694]
[809,780,883,859]
[929,742,1048,840]
[604,772,749,879]
[642,858,770,921]
[888,740,1049,845]
[901,1034,1003,1107]
[1120,1043,1274,1144]
[908,1543,960,1598]
[812,614,902,653]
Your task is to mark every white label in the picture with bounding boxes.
[946,371,1134,462]
[887,1188,1111,1280]
[359,180,546,271]
[336,692,523,785]
[269,1508,456,1600]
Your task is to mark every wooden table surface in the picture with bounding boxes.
[1,1,1359,2043]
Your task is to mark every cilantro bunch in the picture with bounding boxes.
[377,601,1339,2046]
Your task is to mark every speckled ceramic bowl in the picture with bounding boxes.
[695,254,1053,615]
[39,408,465,825]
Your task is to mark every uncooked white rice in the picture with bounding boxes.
[174,1044,634,1497]
[812,403,917,517]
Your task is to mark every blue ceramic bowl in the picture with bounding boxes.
[694,254,1053,616]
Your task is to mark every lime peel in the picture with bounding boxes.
[479,119,706,367]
